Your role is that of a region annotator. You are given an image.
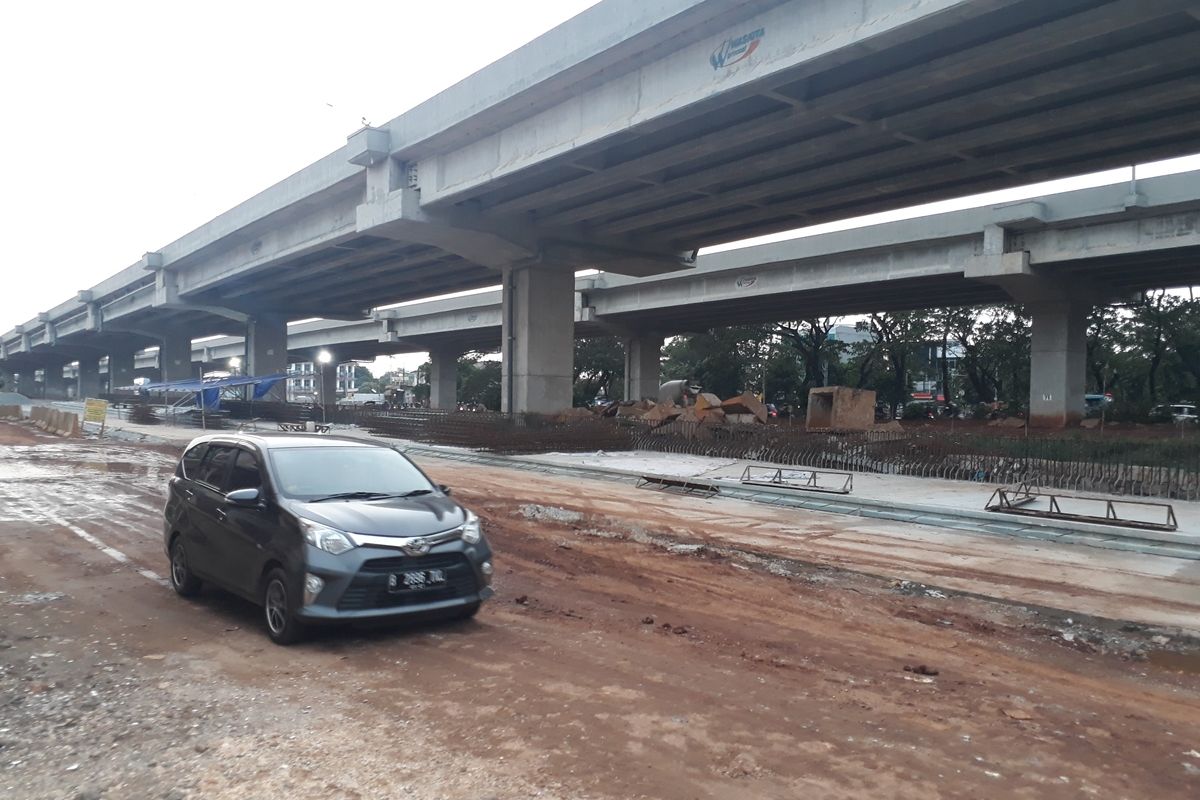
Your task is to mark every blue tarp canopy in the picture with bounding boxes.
[119,373,289,410]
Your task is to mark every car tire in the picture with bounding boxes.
[168,539,202,597]
[262,568,307,645]
[453,602,481,621]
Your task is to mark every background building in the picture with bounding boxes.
[287,361,358,403]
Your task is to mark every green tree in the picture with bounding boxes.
[1162,294,1200,397]
[854,312,931,413]
[457,353,502,410]
[352,365,380,393]
[662,325,773,399]
[573,337,625,406]
[773,318,844,407]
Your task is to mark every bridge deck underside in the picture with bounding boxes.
[597,246,1200,333]
[441,0,1200,252]
[198,236,497,318]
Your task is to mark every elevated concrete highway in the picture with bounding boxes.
[10,172,1197,421]
[4,0,1200,416]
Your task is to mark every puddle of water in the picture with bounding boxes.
[0,463,72,481]
[80,460,141,474]
[1147,650,1200,675]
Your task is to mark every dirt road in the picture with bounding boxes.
[2,426,1199,799]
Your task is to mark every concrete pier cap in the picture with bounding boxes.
[966,223,1111,428]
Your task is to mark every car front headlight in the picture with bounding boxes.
[299,519,357,555]
[460,512,482,544]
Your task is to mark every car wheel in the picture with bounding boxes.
[262,569,306,645]
[453,602,481,621]
[168,539,202,597]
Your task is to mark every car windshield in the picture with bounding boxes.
[269,446,433,501]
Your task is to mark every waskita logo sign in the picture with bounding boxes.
[710,27,764,69]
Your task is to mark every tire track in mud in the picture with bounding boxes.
[0,441,174,587]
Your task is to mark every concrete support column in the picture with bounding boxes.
[318,359,339,408]
[623,333,663,402]
[247,314,289,402]
[17,371,38,397]
[159,334,194,382]
[43,365,70,400]
[107,351,137,393]
[501,265,574,413]
[428,349,460,410]
[77,358,101,400]
[1028,298,1089,428]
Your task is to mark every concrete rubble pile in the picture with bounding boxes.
[575,391,769,432]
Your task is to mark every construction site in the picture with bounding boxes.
[1,389,1200,798]
[5,0,1200,797]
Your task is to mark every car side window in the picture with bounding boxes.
[195,445,235,490]
[179,443,208,479]
[228,449,262,492]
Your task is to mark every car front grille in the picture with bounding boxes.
[338,553,478,611]
[358,552,465,574]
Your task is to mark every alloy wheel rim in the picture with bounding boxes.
[171,546,187,587]
[265,581,287,634]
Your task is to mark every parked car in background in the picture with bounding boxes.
[163,433,494,644]
[900,401,937,420]
[1151,403,1199,424]
[1084,393,1113,415]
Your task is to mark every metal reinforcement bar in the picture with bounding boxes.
[740,465,853,494]
[398,444,1200,562]
[985,483,1178,532]
[636,475,719,497]
[632,423,1200,501]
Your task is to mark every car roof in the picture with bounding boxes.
[184,432,395,451]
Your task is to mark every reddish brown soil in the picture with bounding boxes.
[1,427,1198,799]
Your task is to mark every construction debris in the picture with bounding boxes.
[643,401,683,424]
[721,392,768,424]
[694,393,724,418]
[806,386,875,431]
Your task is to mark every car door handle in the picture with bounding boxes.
[215,508,228,522]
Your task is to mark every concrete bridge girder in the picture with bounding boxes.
[5,172,1200,421]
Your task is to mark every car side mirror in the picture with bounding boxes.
[438,484,452,496]
[226,487,261,506]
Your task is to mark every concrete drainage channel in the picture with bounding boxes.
[400,444,1200,562]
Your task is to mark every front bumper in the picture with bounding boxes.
[297,538,493,624]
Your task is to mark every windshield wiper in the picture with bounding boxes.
[309,489,435,502]
[310,491,394,503]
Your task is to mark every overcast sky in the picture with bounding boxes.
[2,1,1197,376]
[0,0,598,334]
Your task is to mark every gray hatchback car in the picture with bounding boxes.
[163,433,494,644]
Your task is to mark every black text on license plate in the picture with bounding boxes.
[388,569,446,591]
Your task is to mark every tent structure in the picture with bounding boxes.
[118,374,289,410]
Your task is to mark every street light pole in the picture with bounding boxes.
[317,350,332,424]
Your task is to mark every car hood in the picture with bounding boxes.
[287,495,466,538]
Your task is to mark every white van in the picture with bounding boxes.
[340,392,385,407]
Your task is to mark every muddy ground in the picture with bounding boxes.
[1,424,1199,799]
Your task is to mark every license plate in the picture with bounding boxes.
[388,569,446,591]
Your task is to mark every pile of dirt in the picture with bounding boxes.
[0,391,30,405]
